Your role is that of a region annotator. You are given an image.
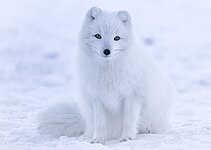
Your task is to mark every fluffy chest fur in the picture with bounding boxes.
[80,58,144,111]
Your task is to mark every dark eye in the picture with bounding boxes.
[114,36,121,41]
[94,34,102,39]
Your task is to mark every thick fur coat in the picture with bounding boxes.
[39,7,175,144]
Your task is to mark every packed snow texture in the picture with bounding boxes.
[0,0,211,149]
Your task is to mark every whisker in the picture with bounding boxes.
[115,49,126,51]
[85,43,97,49]
[87,47,99,55]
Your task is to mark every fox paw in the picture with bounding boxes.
[120,137,133,143]
[90,138,105,144]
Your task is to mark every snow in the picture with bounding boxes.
[0,0,211,149]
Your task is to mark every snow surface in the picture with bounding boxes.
[0,0,211,149]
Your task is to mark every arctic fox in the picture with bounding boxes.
[39,7,175,144]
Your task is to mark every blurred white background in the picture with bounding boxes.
[0,0,211,149]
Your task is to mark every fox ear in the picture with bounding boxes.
[87,7,102,21]
[117,10,131,25]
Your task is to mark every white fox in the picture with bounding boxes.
[39,7,175,144]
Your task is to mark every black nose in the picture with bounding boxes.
[103,49,111,56]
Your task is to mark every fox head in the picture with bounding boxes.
[80,7,133,64]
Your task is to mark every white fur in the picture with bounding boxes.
[38,7,175,144]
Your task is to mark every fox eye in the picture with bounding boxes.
[114,36,121,41]
[94,34,102,39]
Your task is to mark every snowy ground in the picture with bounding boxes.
[0,0,211,149]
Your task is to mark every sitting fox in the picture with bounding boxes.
[39,7,175,144]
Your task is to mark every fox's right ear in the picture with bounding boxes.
[117,10,131,25]
[86,7,102,21]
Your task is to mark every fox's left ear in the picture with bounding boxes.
[117,10,131,25]
[87,7,102,21]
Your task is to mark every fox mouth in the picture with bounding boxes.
[102,55,111,58]
[99,55,114,62]
[101,56,113,61]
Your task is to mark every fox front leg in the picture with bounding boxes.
[120,97,141,142]
[90,101,107,144]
